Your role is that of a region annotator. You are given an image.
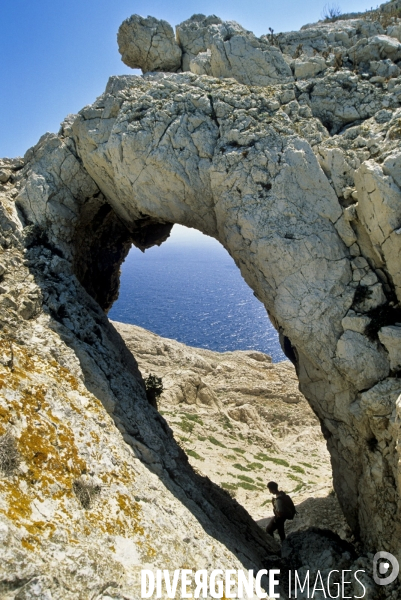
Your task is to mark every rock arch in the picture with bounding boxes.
[15,68,401,558]
[11,6,401,563]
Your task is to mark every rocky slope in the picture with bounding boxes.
[114,321,348,538]
[1,0,401,597]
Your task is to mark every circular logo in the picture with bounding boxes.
[373,551,399,586]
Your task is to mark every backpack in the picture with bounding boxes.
[276,493,297,520]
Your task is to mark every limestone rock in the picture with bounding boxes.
[176,14,293,84]
[388,23,401,41]
[282,529,377,599]
[2,0,401,592]
[354,160,401,301]
[189,49,212,75]
[12,51,401,558]
[383,149,401,188]
[293,55,327,79]
[278,18,384,58]
[117,14,182,72]
[176,14,247,71]
[0,204,278,599]
[0,168,11,183]
[378,325,401,370]
[341,310,371,334]
[353,378,401,418]
[349,34,401,67]
[282,527,355,571]
[334,330,390,390]
[209,36,293,85]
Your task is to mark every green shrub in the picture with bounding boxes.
[247,462,264,470]
[233,447,246,454]
[237,475,255,483]
[288,473,303,482]
[300,462,315,469]
[237,481,260,491]
[254,453,289,467]
[182,413,204,425]
[0,431,20,476]
[144,374,163,408]
[208,436,226,448]
[178,420,195,434]
[219,415,233,429]
[290,465,305,474]
[187,449,204,461]
[73,478,101,509]
[233,463,251,472]
[197,435,207,441]
[221,482,238,490]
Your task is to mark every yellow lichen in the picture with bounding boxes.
[0,333,152,558]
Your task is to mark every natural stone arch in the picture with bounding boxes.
[16,71,401,558]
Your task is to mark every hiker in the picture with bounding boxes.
[265,481,296,542]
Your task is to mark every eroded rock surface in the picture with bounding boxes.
[73,22,401,559]
[118,15,182,72]
[0,178,279,598]
[2,0,401,595]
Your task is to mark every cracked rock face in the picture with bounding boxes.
[73,19,401,556]
[2,0,401,595]
[0,159,279,597]
[118,15,182,72]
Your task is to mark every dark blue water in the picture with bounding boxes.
[109,226,285,362]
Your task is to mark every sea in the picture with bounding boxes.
[109,225,286,362]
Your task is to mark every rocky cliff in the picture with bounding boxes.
[1,0,401,597]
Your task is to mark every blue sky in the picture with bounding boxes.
[1,0,376,158]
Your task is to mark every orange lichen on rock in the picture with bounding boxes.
[0,334,88,547]
[0,330,150,560]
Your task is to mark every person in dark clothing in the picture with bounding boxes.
[265,481,295,542]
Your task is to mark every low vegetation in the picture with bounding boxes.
[219,415,233,430]
[233,463,251,472]
[290,465,306,474]
[321,3,342,21]
[178,419,195,434]
[237,474,255,483]
[300,461,316,469]
[208,436,226,448]
[186,449,204,461]
[237,481,260,491]
[0,430,20,476]
[73,477,101,510]
[247,461,264,470]
[182,413,204,425]
[144,373,163,408]
[254,452,290,467]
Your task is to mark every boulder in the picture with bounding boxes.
[117,14,182,72]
